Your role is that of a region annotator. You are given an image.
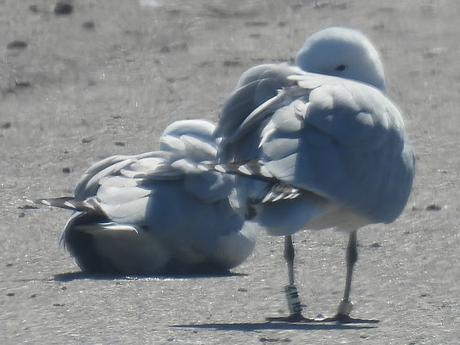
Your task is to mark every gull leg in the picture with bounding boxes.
[335,230,358,320]
[320,230,378,323]
[267,235,315,322]
[318,230,357,323]
[284,235,302,317]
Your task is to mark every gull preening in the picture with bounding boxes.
[213,27,415,322]
[35,120,255,275]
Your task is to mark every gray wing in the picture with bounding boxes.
[86,120,234,223]
[214,63,303,161]
[217,73,415,224]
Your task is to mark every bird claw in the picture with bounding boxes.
[266,313,319,323]
[337,299,353,316]
[317,313,380,324]
[266,313,379,324]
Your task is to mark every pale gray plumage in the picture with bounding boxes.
[36,120,255,275]
[214,27,415,321]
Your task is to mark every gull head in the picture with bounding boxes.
[295,27,386,92]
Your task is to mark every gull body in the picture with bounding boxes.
[214,27,415,321]
[38,120,256,275]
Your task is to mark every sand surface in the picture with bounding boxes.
[1,0,459,344]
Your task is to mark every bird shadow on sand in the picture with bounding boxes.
[53,270,247,282]
[171,320,378,332]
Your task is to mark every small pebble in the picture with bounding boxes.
[259,337,291,343]
[426,204,442,211]
[53,303,65,307]
[62,167,71,174]
[223,59,242,67]
[7,292,15,297]
[82,21,95,30]
[18,212,26,218]
[244,21,269,27]
[30,294,37,298]
[54,1,73,15]
[6,263,13,267]
[81,137,94,144]
[7,40,28,50]
[15,81,32,89]
[237,288,248,292]
[114,141,126,147]
[18,205,38,210]
[370,242,381,248]
[160,46,171,53]
[1,122,11,129]
[29,5,39,13]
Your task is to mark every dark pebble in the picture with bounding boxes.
[54,2,73,16]
[62,167,71,174]
[18,205,38,210]
[18,212,26,218]
[53,303,65,307]
[223,59,242,67]
[7,292,15,297]
[426,204,442,211]
[7,40,28,50]
[114,141,126,147]
[81,137,94,144]
[82,21,95,30]
[1,122,11,129]
[29,5,39,13]
[160,46,171,53]
[6,263,13,267]
[30,294,37,298]
[237,288,248,292]
[244,21,268,27]
[370,242,381,248]
[15,81,32,89]
[259,337,291,343]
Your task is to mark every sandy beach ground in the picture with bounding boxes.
[1,0,459,344]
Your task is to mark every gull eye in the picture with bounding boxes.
[335,64,346,71]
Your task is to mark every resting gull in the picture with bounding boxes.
[212,27,415,322]
[34,120,256,275]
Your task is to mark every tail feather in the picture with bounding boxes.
[197,161,303,204]
[29,197,102,214]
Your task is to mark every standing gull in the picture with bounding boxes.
[34,120,256,275]
[213,27,415,322]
